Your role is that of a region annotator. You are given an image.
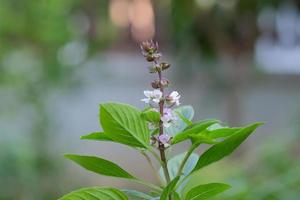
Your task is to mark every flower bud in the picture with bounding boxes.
[148,66,157,73]
[141,40,161,62]
[146,53,161,62]
[148,64,161,73]
[151,80,160,89]
[160,62,170,71]
[141,40,158,53]
[150,136,157,145]
[151,78,170,89]
[157,134,172,145]
[166,91,181,106]
[146,55,156,62]
[161,78,170,87]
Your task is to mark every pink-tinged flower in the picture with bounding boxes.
[166,91,181,106]
[161,108,177,128]
[140,40,158,53]
[141,89,163,104]
[157,134,171,144]
[140,40,161,62]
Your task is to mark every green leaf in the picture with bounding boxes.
[150,128,159,136]
[192,122,263,171]
[141,108,161,123]
[160,176,180,200]
[59,187,128,200]
[185,183,231,200]
[172,119,219,145]
[204,123,241,139]
[159,152,199,192]
[122,189,153,200]
[175,111,192,126]
[174,192,181,200]
[189,134,217,145]
[100,102,150,148]
[160,152,199,182]
[65,154,135,179]
[165,106,194,136]
[177,106,195,121]
[81,132,113,141]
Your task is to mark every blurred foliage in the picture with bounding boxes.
[0,0,115,199]
[183,132,300,200]
[169,0,300,127]
[170,0,284,59]
[0,0,113,86]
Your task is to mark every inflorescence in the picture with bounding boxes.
[140,40,181,148]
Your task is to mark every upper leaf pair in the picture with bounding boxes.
[171,119,220,145]
[192,122,263,171]
[82,103,196,148]
[82,103,151,149]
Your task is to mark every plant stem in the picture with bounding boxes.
[176,144,198,177]
[157,70,172,200]
[173,144,199,191]
[174,172,190,191]
[148,148,164,166]
[157,70,171,184]
[159,147,171,184]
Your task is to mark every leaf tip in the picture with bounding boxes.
[64,154,74,159]
[223,183,232,190]
[79,135,85,139]
[251,122,265,129]
[80,134,90,140]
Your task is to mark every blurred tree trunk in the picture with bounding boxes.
[223,50,251,126]
[225,56,242,127]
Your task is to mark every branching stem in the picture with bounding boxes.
[148,148,164,165]
[174,144,200,191]
[176,144,198,177]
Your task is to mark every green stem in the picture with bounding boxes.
[148,148,164,166]
[176,144,198,177]
[174,144,200,191]
[174,172,191,191]
[141,151,163,186]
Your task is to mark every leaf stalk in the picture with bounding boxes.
[176,144,198,177]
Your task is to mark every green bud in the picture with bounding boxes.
[146,55,156,62]
[160,62,170,71]
[148,65,161,73]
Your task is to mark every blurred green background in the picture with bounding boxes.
[0,0,300,199]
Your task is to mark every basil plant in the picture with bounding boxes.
[59,41,263,200]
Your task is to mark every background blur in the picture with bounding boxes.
[1,0,300,199]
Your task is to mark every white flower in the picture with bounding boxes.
[161,108,177,128]
[166,91,181,106]
[141,89,163,104]
[161,116,171,127]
